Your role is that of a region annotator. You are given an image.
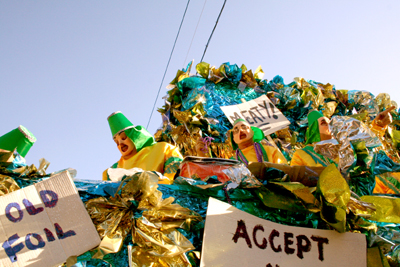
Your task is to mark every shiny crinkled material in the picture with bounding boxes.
[330,116,381,175]
[4,61,400,266]
[85,170,202,266]
[0,174,20,195]
[313,138,340,163]
[219,62,242,84]
[222,163,262,188]
[348,90,380,118]
[375,93,397,112]
[360,195,400,224]
[257,181,320,213]
[316,164,350,233]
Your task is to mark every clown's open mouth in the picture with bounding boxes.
[121,144,128,152]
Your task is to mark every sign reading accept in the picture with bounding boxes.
[201,198,366,267]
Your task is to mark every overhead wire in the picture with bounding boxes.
[199,0,227,63]
[182,0,208,68]
[146,0,191,129]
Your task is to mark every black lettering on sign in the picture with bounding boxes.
[269,102,279,119]
[253,224,267,249]
[240,110,254,124]
[269,229,282,252]
[232,220,252,248]
[23,199,44,216]
[266,264,280,267]
[25,233,45,250]
[258,100,271,118]
[258,100,279,120]
[296,234,311,259]
[229,112,242,123]
[252,106,266,120]
[249,107,264,123]
[2,234,24,263]
[258,122,271,130]
[44,228,56,242]
[284,232,295,254]
[40,190,58,208]
[311,235,329,261]
[5,203,23,223]
[55,223,76,239]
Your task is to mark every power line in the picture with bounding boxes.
[146,0,191,129]
[200,0,227,63]
[183,0,208,68]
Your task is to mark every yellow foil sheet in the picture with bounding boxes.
[360,195,400,224]
[317,164,350,232]
[253,65,264,80]
[318,164,350,208]
[196,62,210,79]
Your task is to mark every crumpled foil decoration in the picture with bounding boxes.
[3,61,400,266]
[316,164,350,233]
[85,170,203,266]
[155,61,400,266]
[0,173,20,195]
[330,116,381,175]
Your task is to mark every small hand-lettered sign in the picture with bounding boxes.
[0,171,101,267]
[200,197,366,267]
[220,95,290,136]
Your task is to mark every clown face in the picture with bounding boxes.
[317,117,332,141]
[195,137,210,157]
[233,121,254,146]
[114,131,137,159]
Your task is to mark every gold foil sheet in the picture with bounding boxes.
[85,170,202,264]
[0,174,20,196]
[375,93,397,111]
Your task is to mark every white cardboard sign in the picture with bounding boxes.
[220,95,290,135]
[200,197,366,267]
[0,171,101,267]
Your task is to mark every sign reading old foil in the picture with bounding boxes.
[200,197,366,267]
[0,171,101,267]
[220,95,290,136]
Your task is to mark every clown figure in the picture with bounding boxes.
[103,111,183,184]
[231,119,287,165]
[290,110,337,167]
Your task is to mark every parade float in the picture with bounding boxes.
[1,61,400,266]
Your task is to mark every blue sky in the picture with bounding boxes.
[1,1,399,180]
